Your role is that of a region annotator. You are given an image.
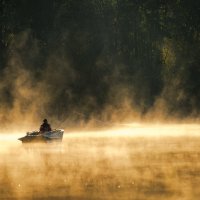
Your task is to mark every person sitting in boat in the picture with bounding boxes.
[40,119,52,133]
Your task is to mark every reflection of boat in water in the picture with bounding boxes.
[18,129,64,143]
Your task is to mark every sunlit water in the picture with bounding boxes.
[1,124,200,200]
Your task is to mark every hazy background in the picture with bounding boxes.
[0,0,200,131]
[1,2,200,199]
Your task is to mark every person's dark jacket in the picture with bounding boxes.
[40,122,52,132]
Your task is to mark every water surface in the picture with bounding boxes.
[1,124,200,199]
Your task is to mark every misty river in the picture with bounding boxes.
[1,124,200,200]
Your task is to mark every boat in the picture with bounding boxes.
[18,129,64,143]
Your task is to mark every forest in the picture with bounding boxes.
[0,0,200,126]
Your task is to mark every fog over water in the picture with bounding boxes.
[1,124,200,200]
[0,2,200,199]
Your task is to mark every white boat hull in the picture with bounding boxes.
[18,129,64,143]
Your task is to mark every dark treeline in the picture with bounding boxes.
[0,0,200,124]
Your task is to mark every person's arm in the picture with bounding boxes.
[40,125,44,132]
